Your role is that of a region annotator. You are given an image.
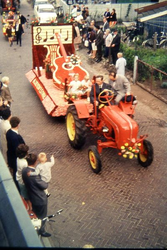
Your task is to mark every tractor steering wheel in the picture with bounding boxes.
[98,89,115,104]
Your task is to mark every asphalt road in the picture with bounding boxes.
[0,0,167,248]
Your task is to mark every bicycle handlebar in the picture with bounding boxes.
[42,209,63,221]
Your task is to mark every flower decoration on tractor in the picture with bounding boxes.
[118,142,141,159]
[64,93,79,101]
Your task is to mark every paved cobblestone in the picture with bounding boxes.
[0,0,167,248]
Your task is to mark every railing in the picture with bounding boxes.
[135,58,167,104]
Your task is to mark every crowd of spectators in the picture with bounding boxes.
[67,4,123,66]
[0,77,54,237]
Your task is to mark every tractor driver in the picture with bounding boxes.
[90,75,112,107]
[108,68,131,105]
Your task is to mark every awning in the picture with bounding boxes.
[138,10,167,22]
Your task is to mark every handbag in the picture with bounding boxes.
[84,39,89,47]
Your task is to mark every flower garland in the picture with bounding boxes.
[49,19,58,26]
[63,14,75,24]
[70,54,81,65]
[31,17,39,26]
[118,142,141,159]
[77,84,88,92]
[64,93,78,101]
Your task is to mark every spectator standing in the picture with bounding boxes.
[6,116,25,189]
[15,19,24,47]
[22,153,51,237]
[17,12,27,32]
[71,5,77,18]
[16,144,32,209]
[115,52,127,76]
[1,76,13,107]
[102,17,109,34]
[103,8,110,23]
[73,22,82,51]
[110,28,120,65]
[95,25,104,63]
[103,28,113,59]
[87,27,96,57]
[75,12,83,25]
[109,8,117,27]
[76,4,81,12]
[6,24,14,47]
[0,96,10,119]
[0,108,11,163]
[108,68,131,104]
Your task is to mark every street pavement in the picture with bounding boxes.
[0,0,167,248]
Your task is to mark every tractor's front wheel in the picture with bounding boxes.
[66,105,86,149]
[88,145,102,174]
[138,140,153,167]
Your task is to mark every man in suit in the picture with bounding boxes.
[6,116,25,189]
[102,17,109,34]
[110,28,121,65]
[95,25,104,63]
[22,153,51,237]
[90,75,113,132]
[90,75,112,107]
[17,12,27,32]
[15,19,24,47]
[109,68,131,105]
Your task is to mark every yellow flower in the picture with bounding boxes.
[123,154,127,158]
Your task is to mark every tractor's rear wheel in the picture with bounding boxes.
[138,140,153,167]
[66,105,86,149]
[88,145,102,174]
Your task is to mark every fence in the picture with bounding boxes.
[135,58,167,104]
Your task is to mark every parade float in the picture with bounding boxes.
[26,23,153,174]
[26,23,92,116]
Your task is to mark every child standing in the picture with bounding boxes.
[1,76,13,107]
[115,52,127,76]
[32,153,55,197]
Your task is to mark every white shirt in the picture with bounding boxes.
[104,33,113,47]
[16,158,28,184]
[71,7,77,17]
[0,119,11,162]
[69,80,81,93]
[115,57,127,76]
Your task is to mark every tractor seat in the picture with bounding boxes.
[121,95,137,105]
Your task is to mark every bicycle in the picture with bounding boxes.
[142,32,167,49]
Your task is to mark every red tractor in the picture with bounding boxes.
[66,82,154,174]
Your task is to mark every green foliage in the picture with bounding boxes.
[120,43,136,71]
[120,44,167,79]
